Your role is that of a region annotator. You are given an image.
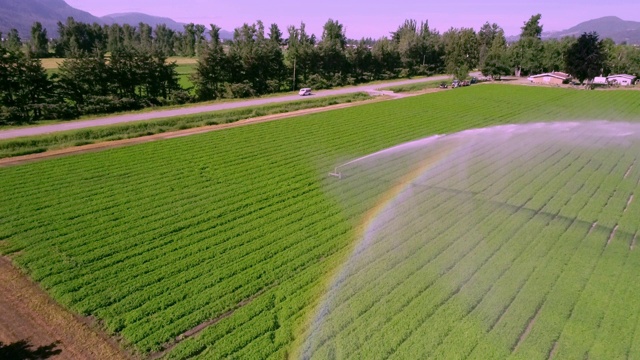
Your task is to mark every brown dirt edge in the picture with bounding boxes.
[625,195,634,213]
[148,285,274,360]
[513,305,542,353]
[0,97,395,168]
[0,256,133,360]
[607,225,619,246]
[548,341,559,360]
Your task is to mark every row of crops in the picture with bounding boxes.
[1,85,640,358]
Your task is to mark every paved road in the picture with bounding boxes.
[0,74,455,140]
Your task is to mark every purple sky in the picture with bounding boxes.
[65,0,639,38]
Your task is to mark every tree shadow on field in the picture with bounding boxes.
[0,339,62,359]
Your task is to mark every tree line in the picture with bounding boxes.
[1,14,640,125]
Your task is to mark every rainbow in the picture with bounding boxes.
[356,139,459,240]
[296,137,460,358]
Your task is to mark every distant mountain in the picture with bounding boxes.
[102,12,233,40]
[0,0,232,40]
[102,13,184,32]
[0,0,102,38]
[508,16,640,44]
[543,16,640,44]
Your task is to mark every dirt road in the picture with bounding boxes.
[0,75,453,140]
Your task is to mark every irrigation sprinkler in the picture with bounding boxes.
[328,167,342,179]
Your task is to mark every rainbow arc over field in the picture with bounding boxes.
[298,136,461,358]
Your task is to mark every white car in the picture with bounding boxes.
[298,88,312,96]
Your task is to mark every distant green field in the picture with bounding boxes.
[175,63,196,91]
[2,85,640,358]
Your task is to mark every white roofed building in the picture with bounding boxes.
[607,74,637,86]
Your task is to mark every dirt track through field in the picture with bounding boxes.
[0,257,131,360]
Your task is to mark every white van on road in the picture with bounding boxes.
[298,88,312,96]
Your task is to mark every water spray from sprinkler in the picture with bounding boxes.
[328,135,446,180]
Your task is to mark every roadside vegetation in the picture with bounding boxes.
[0,92,371,158]
[380,80,444,93]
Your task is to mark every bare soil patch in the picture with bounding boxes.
[0,257,131,359]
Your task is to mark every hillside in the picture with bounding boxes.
[0,0,232,40]
[506,16,640,44]
[102,12,233,40]
[102,12,185,33]
[544,16,640,43]
[0,0,102,38]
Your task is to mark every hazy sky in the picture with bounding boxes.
[65,0,640,38]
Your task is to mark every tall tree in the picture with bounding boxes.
[0,48,53,123]
[193,24,230,100]
[371,37,401,79]
[56,50,110,107]
[265,23,286,91]
[565,32,605,84]
[56,17,106,57]
[269,23,283,44]
[318,19,348,83]
[182,23,196,56]
[121,23,138,49]
[29,22,49,58]
[481,30,510,79]
[606,42,640,76]
[194,24,207,57]
[6,29,22,53]
[138,22,153,51]
[346,39,374,82]
[443,27,478,80]
[393,20,423,75]
[511,14,544,76]
[106,24,124,53]
[477,22,501,67]
[284,22,320,89]
[153,24,176,56]
[541,37,575,73]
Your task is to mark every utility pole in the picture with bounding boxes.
[292,58,297,91]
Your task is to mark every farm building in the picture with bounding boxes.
[593,76,608,85]
[607,74,637,86]
[527,72,572,85]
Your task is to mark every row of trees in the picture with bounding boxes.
[0,47,183,124]
[2,15,640,124]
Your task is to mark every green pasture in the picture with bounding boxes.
[1,85,640,358]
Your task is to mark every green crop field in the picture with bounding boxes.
[2,85,640,359]
[175,63,197,91]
